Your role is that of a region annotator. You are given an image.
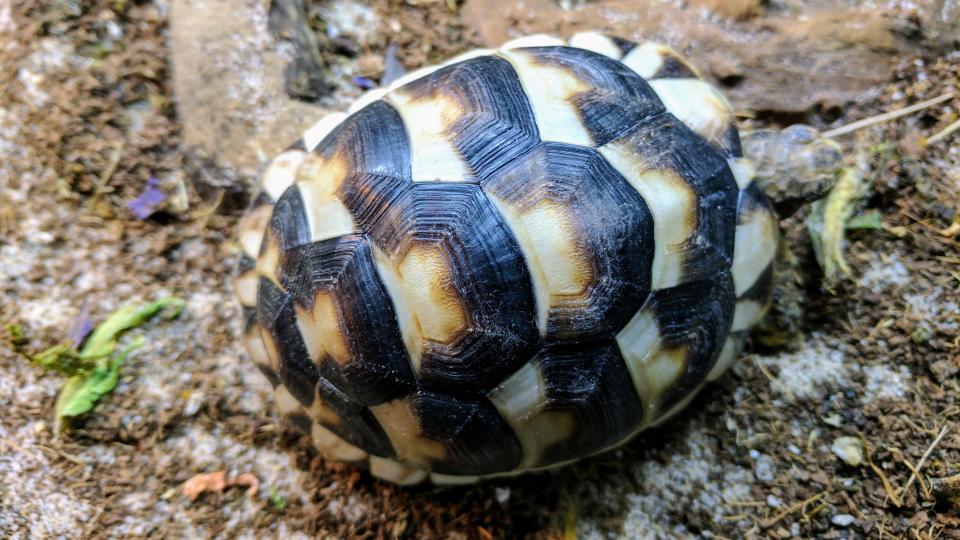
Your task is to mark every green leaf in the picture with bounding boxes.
[56,336,144,418]
[80,297,184,361]
[846,209,884,230]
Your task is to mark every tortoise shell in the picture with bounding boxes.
[234,33,779,484]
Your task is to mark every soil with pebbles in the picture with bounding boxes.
[1,0,958,538]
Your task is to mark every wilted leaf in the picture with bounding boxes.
[807,167,869,284]
[55,336,143,418]
[846,209,884,230]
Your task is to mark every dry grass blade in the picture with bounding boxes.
[900,426,949,500]
[861,435,903,507]
[822,92,954,137]
[926,117,960,145]
[761,491,827,528]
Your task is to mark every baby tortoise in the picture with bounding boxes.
[234,33,842,484]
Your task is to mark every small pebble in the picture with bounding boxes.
[831,436,864,467]
[495,486,510,505]
[831,514,855,527]
[354,54,384,78]
[766,495,782,507]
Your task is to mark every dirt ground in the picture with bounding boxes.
[1,0,958,538]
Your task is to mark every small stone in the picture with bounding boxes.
[831,514,856,527]
[766,494,782,507]
[831,436,864,467]
[494,486,510,505]
[354,54,384,78]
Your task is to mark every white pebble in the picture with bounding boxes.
[831,514,856,527]
[831,436,864,467]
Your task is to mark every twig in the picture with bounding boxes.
[822,92,955,138]
[861,435,903,507]
[761,491,827,528]
[900,425,949,500]
[926,117,960,145]
[86,141,125,211]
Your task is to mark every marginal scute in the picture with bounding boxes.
[238,203,273,259]
[369,456,428,485]
[311,421,369,462]
[263,149,307,200]
[303,112,348,151]
[615,306,687,422]
[732,184,779,296]
[568,32,623,59]
[648,78,740,157]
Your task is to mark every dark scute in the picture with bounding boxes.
[614,114,739,274]
[609,35,637,56]
[739,262,774,304]
[650,56,699,80]
[412,390,523,475]
[402,55,540,180]
[355,181,541,393]
[717,122,743,158]
[250,190,274,210]
[519,46,665,146]
[738,180,776,221]
[287,412,313,435]
[237,253,256,275]
[314,99,412,181]
[277,234,416,405]
[270,186,313,252]
[649,271,735,411]
[287,138,307,152]
[256,277,320,406]
[535,340,645,466]
[241,304,257,332]
[483,142,654,341]
[315,376,396,457]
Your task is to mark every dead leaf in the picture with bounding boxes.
[182,471,260,501]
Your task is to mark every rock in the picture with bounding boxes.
[831,514,856,527]
[831,436,864,467]
[169,0,328,180]
[354,54,385,78]
[461,0,954,114]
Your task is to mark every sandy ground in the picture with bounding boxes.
[1,0,958,538]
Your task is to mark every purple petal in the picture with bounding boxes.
[352,76,376,90]
[68,301,93,347]
[127,179,167,220]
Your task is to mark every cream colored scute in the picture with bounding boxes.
[615,306,687,423]
[568,32,622,59]
[311,422,368,461]
[500,34,565,49]
[255,228,282,284]
[238,204,273,259]
[347,88,388,114]
[489,360,577,469]
[234,269,258,307]
[274,385,301,416]
[732,205,778,296]
[295,153,357,242]
[263,149,307,200]
[430,472,481,485]
[370,456,428,485]
[397,243,470,344]
[302,112,347,151]
[386,90,471,182]
[620,41,668,79]
[727,157,756,190]
[486,194,593,335]
[371,399,447,468]
[599,143,697,290]
[732,299,766,332]
[648,78,735,149]
[371,244,423,371]
[706,336,740,381]
[294,295,350,366]
[242,324,270,367]
[497,49,593,147]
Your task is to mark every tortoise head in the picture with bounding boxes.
[741,124,844,218]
